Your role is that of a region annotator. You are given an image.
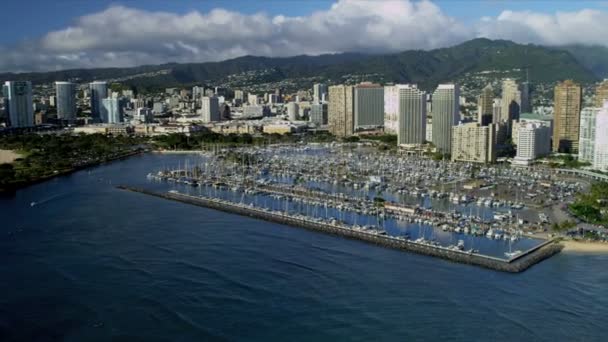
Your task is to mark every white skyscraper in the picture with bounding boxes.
[247,93,259,105]
[513,122,552,165]
[579,107,600,163]
[593,102,608,171]
[432,84,460,153]
[55,81,77,120]
[101,97,124,123]
[89,81,108,121]
[384,85,400,134]
[201,96,220,122]
[3,81,33,127]
[397,85,426,145]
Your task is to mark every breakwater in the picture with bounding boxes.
[117,186,563,273]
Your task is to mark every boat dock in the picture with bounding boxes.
[117,186,563,273]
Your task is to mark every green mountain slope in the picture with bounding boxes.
[0,39,599,90]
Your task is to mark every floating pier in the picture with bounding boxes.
[117,186,563,273]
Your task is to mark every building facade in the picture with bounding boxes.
[451,123,496,164]
[287,102,299,121]
[432,84,460,154]
[553,80,582,153]
[500,78,521,124]
[89,81,108,121]
[102,97,124,124]
[55,81,77,120]
[594,80,608,108]
[3,81,33,127]
[397,85,426,145]
[477,84,494,126]
[513,122,552,165]
[354,83,384,129]
[309,103,328,125]
[383,85,399,134]
[201,96,220,123]
[593,104,608,171]
[313,83,328,103]
[328,85,354,137]
[579,107,600,163]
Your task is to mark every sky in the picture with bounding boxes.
[2,0,608,73]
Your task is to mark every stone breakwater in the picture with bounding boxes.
[117,186,563,273]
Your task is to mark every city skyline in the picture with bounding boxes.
[3,0,608,72]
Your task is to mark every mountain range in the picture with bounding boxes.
[0,38,605,91]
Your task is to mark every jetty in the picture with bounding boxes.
[117,185,563,273]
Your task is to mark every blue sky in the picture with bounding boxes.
[2,0,608,72]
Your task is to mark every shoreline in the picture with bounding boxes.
[561,240,608,254]
[0,150,145,194]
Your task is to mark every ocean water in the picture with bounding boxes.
[1,153,608,341]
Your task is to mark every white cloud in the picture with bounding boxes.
[2,1,608,73]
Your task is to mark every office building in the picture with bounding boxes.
[513,122,551,165]
[89,81,108,121]
[397,85,426,145]
[3,81,33,127]
[234,90,245,102]
[328,85,354,137]
[135,107,154,123]
[192,86,204,99]
[243,105,269,117]
[309,103,328,125]
[354,83,384,129]
[432,84,460,153]
[101,97,124,124]
[579,107,600,163]
[55,81,77,120]
[553,80,582,153]
[593,103,608,171]
[477,84,494,126]
[313,83,328,103]
[594,80,608,108]
[287,102,299,121]
[492,98,502,124]
[451,123,496,164]
[511,113,553,147]
[201,96,220,123]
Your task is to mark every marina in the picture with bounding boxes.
[118,185,562,272]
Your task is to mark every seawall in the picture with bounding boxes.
[117,186,563,273]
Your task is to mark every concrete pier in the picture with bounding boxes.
[118,186,563,273]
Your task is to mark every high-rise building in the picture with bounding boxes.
[500,79,521,124]
[328,85,354,137]
[3,81,33,127]
[354,83,384,129]
[56,82,77,120]
[247,93,259,105]
[579,107,600,163]
[513,122,551,165]
[519,82,531,114]
[201,96,220,122]
[287,102,299,121]
[135,107,154,123]
[397,85,426,145]
[192,86,204,99]
[553,80,582,153]
[313,83,328,103]
[594,80,608,108]
[309,103,328,125]
[451,123,496,164]
[593,103,608,171]
[432,84,460,153]
[234,90,245,102]
[477,84,494,126]
[383,85,400,134]
[89,81,107,121]
[101,97,124,123]
[492,98,502,124]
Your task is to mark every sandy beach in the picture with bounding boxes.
[0,149,21,164]
[561,240,608,254]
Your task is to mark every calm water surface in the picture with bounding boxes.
[1,153,607,341]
